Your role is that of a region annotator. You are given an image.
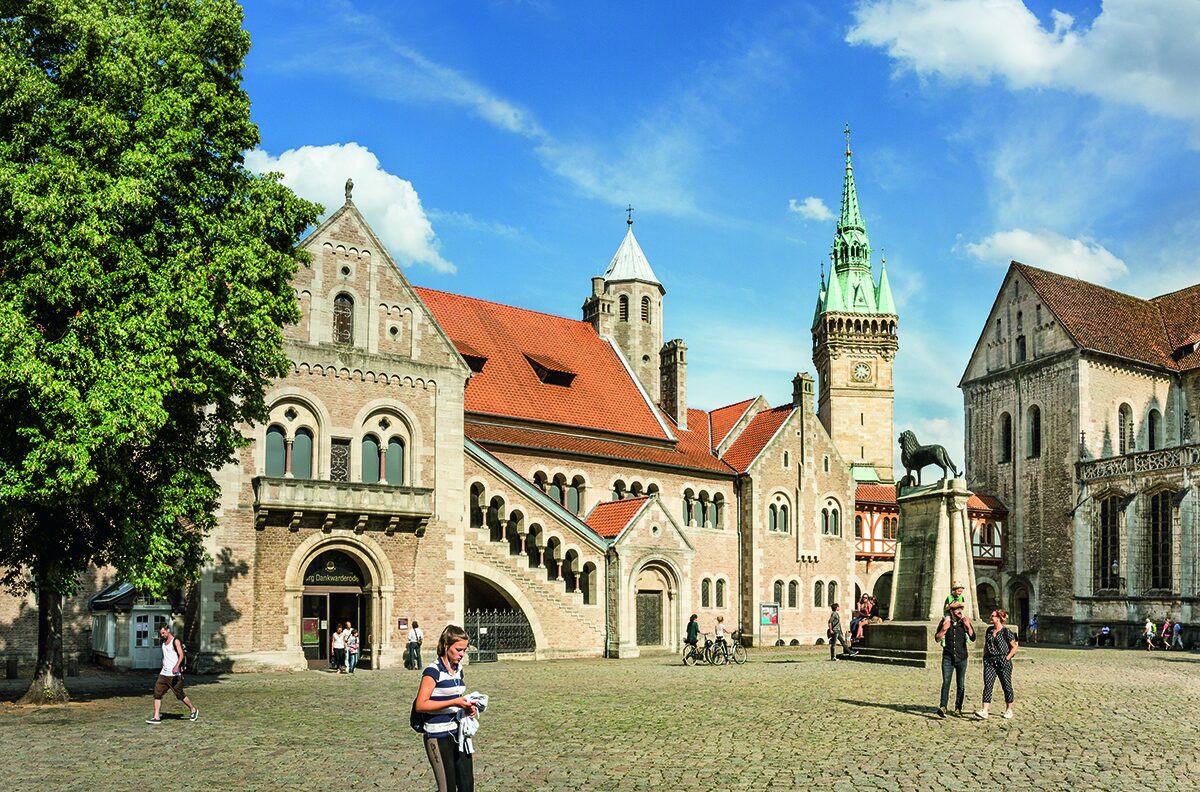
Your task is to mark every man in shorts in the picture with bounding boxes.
[146,624,198,724]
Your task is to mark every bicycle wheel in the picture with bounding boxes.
[683,645,698,666]
[708,644,727,666]
[731,643,747,665]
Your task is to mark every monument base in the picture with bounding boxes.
[845,621,979,668]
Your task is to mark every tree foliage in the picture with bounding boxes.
[0,0,320,690]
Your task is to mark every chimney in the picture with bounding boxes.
[793,372,814,411]
[660,339,688,430]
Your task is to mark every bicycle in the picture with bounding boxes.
[682,633,714,666]
[708,629,748,666]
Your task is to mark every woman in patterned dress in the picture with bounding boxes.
[976,609,1019,720]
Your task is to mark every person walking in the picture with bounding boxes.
[346,628,360,674]
[827,603,858,660]
[408,621,425,670]
[145,623,198,724]
[331,624,347,672]
[935,602,976,717]
[1028,613,1038,644]
[976,609,1018,720]
[415,625,478,792]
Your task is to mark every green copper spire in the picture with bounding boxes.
[875,254,896,315]
[822,265,846,312]
[833,124,871,275]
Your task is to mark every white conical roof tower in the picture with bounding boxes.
[603,215,661,286]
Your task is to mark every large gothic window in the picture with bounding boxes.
[1147,491,1173,591]
[333,293,354,345]
[1093,495,1121,591]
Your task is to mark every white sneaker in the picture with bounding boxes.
[975,710,989,720]
[1002,710,1013,719]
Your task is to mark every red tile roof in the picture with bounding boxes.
[854,484,1008,515]
[415,287,669,438]
[585,496,650,538]
[720,405,793,473]
[709,398,756,450]
[1014,263,1200,371]
[1151,283,1200,369]
[465,420,735,474]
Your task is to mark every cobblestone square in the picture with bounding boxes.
[2,646,1198,791]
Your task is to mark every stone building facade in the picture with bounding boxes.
[2,142,909,669]
[961,262,1200,645]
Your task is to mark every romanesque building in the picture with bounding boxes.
[961,263,1200,644]
[2,140,924,670]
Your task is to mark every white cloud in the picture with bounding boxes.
[245,143,454,273]
[788,197,834,222]
[965,228,1127,283]
[848,0,1200,128]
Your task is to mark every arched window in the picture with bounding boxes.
[831,507,840,536]
[715,579,726,608]
[566,483,581,514]
[333,293,354,345]
[292,428,314,479]
[998,412,1012,463]
[813,581,824,608]
[1094,495,1121,591]
[619,295,629,322]
[1118,404,1133,455]
[701,578,711,608]
[361,434,380,484]
[783,451,789,467]
[1027,405,1041,458]
[773,580,784,605]
[641,295,651,323]
[828,580,839,606]
[780,505,789,532]
[1016,335,1027,362]
[821,508,830,535]
[787,580,798,609]
[385,437,405,484]
[854,515,863,538]
[1148,491,1173,590]
[714,494,725,529]
[683,489,695,526]
[582,562,597,605]
[548,479,563,504]
[469,483,485,529]
[768,504,777,532]
[823,500,840,536]
[265,425,287,477]
[1148,409,1162,451]
[823,456,830,473]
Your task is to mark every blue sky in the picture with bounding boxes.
[241,0,1200,467]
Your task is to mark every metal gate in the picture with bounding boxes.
[636,590,663,646]
[464,608,535,663]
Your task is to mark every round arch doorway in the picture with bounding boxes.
[301,550,369,670]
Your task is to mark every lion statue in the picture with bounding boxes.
[898,430,962,485]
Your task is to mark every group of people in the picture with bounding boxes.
[1142,615,1185,650]
[849,593,880,640]
[684,614,737,660]
[936,581,1019,720]
[329,621,361,673]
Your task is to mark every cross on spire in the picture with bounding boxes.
[626,204,635,226]
[844,123,851,157]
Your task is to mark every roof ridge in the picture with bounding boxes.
[414,286,593,326]
[1150,281,1200,302]
[1013,261,1149,306]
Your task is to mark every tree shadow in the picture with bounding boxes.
[837,698,942,720]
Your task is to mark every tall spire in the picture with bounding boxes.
[833,124,871,275]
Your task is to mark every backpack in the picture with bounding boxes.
[409,698,425,733]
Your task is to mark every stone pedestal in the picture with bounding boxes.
[850,479,978,668]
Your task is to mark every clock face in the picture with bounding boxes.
[853,363,871,382]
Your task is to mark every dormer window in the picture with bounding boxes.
[525,353,575,387]
[455,339,487,373]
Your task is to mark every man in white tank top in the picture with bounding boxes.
[146,624,198,724]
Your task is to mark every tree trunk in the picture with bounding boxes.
[18,572,70,704]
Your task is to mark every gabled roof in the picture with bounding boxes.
[603,226,661,286]
[416,287,668,439]
[586,496,651,538]
[720,405,794,473]
[854,483,1008,515]
[1014,263,1198,372]
[1151,283,1200,369]
[708,398,756,451]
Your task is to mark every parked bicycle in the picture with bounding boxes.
[708,629,747,666]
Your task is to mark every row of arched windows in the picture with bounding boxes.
[1118,403,1164,454]
[771,579,840,609]
[535,472,585,515]
[768,502,790,532]
[699,577,727,608]
[820,501,842,536]
[822,316,898,336]
[617,295,653,324]
[683,489,725,528]
[613,480,659,500]
[265,423,406,484]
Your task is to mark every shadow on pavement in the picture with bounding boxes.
[837,698,940,719]
[0,667,226,705]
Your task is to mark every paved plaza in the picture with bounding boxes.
[2,646,1197,791]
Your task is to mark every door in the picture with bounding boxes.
[329,592,367,668]
[302,594,328,669]
[131,612,171,669]
[636,590,663,646]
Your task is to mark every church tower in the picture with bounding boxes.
[584,211,665,402]
[811,128,899,482]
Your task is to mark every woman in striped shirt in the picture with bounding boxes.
[415,624,478,792]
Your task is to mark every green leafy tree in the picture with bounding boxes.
[0,1,319,702]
